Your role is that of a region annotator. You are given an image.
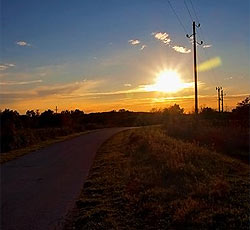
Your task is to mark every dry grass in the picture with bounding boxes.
[67,127,249,229]
[163,116,249,162]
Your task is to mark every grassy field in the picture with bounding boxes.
[163,116,249,163]
[66,127,249,229]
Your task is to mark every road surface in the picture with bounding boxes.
[1,127,131,230]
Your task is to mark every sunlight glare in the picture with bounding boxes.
[145,70,192,93]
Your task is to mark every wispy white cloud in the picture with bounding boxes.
[203,44,212,48]
[0,80,42,86]
[6,63,15,67]
[124,83,132,87]
[0,63,16,71]
[172,46,191,54]
[16,41,31,46]
[0,65,8,71]
[152,32,171,45]
[128,39,140,45]
[140,45,147,50]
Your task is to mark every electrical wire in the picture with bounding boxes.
[167,0,219,88]
[167,0,188,34]
[184,0,194,23]
[183,0,218,87]
[189,0,200,24]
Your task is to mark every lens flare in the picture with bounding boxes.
[198,57,222,72]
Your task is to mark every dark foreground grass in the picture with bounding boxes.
[66,127,249,229]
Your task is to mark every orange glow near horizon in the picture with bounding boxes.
[2,93,247,115]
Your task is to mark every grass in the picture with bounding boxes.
[0,130,95,164]
[163,116,249,162]
[66,127,250,229]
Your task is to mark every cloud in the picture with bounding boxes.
[140,45,147,50]
[0,65,8,71]
[128,39,140,45]
[16,41,31,46]
[152,32,171,44]
[0,80,42,86]
[124,83,132,87]
[172,46,191,54]
[0,63,16,71]
[35,80,92,97]
[0,80,101,104]
[5,63,15,67]
[203,44,212,48]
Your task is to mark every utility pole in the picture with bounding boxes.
[216,87,222,112]
[187,22,203,114]
[55,106,58,114]
[221,89,225,112]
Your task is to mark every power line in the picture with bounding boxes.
[184,0,219,88]
[188,0,200,24]
[167,0,188,34]
[187,1,208,50]
[184,0,194,22]
[183,0,204,44]
[169,0,221,109]
[185,0,205,43]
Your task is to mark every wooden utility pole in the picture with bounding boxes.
[216,87,222,112]
[187,22,203,114]
[55,106,58,114]
[221,89,225,112]
[193,22,198,114]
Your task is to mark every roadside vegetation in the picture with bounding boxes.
[65,97,249,229]
[67,127,249,229]
[1,97,248,159]
[162,98,249,162]
[0,109,161,154]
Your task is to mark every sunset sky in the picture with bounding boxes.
[1,0,249,113]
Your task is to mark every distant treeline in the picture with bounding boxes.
[0,96,249,153]
[0,109,161,152]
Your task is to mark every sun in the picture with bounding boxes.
[145,70,191,93]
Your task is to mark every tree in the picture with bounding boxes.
[233,96,250,113]
[232,96,250,123]
[163,104,184,116]
[26,110,36,118]
[199,107,217,119]
[39,109,55,127]
[0,109,21,152]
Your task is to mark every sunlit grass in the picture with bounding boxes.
[68,127,249,229]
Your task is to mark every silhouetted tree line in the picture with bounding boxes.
[1,97,249,153]
[0,109,161,152]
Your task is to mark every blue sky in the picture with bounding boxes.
[1,0,249,113]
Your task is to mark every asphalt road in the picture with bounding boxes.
[1,127,131,230]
